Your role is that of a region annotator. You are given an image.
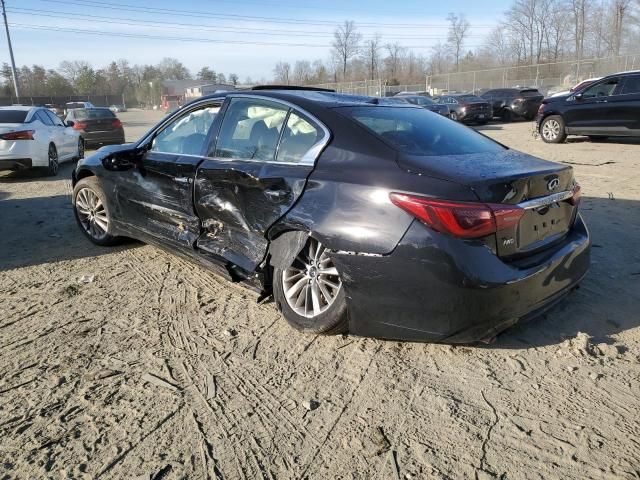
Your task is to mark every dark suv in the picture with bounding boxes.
[536,71,640,143]
[481,88,544,121]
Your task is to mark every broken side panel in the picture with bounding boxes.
[194,159,313,273]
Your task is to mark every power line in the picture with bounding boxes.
[7,8,485,40]
[9,22,486,50]
[40,0,497,29]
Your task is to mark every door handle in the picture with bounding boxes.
[173,177,191,184]
[264,189,288,200]
[596,99,608,103]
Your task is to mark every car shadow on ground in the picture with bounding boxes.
[566,136,640,145]
[0,161,79,184]
[0,190,135,272]
[490,195,640,350]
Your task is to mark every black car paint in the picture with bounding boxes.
[435,95,492,123]
[536,72,640,137]
[73,90,590,343]
[482,88,543,120]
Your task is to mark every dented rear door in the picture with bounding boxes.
[194,96,330,272]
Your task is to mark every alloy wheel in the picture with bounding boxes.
[75,187,109,240]
[48,145,59,175]
[282,239,342,318]
[542,119,561,141]
[450,112,458,121]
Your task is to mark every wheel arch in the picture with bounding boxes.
[72,168,95,187]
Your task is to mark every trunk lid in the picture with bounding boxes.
[82,118,117,132]
[397,150,577,258]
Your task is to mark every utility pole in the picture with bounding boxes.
[1,0,20,102]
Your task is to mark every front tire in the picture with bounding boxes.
[540,115,567,143]
[73,177,120,246]
[273,237,348,334]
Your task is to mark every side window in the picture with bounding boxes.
[621,75,640,95]
[151,104,220,155]
[582,78,619,98]
[36,110,53,126]
[45,110,64,126]
[214,98,288,161]
[276,112,322,164]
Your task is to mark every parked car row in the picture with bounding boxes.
[0,105,125,176]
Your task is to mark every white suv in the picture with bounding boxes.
[0,106,84,176]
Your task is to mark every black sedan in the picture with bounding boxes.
[71,87,590,343]
[434,94,493,124]
[481,88,544,121]
[65,108,125,148]
[385,95,450,116]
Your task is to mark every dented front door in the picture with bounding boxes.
[114,102,221,246]
[193,96,329,273]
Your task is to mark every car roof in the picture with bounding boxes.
[198,89,417,109]
[0,105,35,111]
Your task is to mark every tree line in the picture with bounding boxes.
[273,0,640,86]
[0,57,241,105]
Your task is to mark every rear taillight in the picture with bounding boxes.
[0,130,35,140]
[112,119,122,128]
[389,193,525,239]
[73,121,88,130]
[569,182,581,206]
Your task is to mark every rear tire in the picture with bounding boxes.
[73,177,120,246]
[45,144,59,176]
[75,138,85,160]
[540,115,567,143]
[273,237,348,335]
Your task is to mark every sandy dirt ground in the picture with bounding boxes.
[1,110,639,480]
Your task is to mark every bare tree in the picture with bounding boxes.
[446,13,470,71]
[273,61,291,85]
[611,0,632,56]
[384,42,406,81]
[362,34,382,80]
[59,60,90,84]
[293,60,312,85]
[332,20,361,80]
[570,0,588,62]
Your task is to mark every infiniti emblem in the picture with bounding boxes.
[547,178,560,191]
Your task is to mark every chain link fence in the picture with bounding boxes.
[314,54,640,97]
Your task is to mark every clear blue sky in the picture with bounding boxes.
[5,0,511,80]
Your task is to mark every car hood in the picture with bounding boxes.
[543,93,571,103]
[397,149,573,204]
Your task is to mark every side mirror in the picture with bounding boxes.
[66,120,74,127]
[102,148,143,171]
[574,93,583,100]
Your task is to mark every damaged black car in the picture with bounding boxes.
[71,87,590,343]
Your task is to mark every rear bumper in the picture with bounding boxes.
[460,111,492,122]
[80,129,125,146]
[512,103,541,118]
[0,158,33,171]
[331,214,590,343]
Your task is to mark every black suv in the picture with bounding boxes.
[536,71,640,143]
[481,88,543,121]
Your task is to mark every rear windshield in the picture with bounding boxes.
[520,89,541,96]
[343,106,505,156]
[73,108,115,119]
[0,110,28,123]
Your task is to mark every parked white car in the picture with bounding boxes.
[0,106,84,176]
